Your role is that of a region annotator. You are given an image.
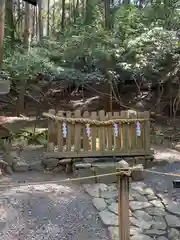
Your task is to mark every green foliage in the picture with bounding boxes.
[3,1,180,86]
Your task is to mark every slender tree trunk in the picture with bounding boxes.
[47,0,50,36]
[38,0,43,41]
[61,0,66,31]
[23,2,31,48]
[0,0,5,68]
[5,0,15,43]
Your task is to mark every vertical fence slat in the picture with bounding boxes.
[143,111,150,153]
[90,112,98,151]
[83,111,90,151]
[66,111,72,152]
[74,110,81,153]
[106,112,113,151]
[121,111,129,153]
[47,109,56,151]
[99,110,106,153]
[113,112,120,150]
[57,111,64,152]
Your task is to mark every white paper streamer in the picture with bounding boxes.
[63,122,67,137]
[86,124,90,137]
[136,121,141,136]
[114,123,118,137]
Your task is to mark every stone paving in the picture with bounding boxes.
[83,182,180,240]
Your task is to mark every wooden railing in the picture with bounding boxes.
[43,109,151,158]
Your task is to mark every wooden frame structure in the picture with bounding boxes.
[43,109,151,158]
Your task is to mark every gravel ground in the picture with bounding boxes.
[1,145,180,239]
[0,172,109,240]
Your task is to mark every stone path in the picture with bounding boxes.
[83,182,180,240]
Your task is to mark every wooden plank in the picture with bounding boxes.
[57,111,64,152]
[121,111,129,153]
[44,150,152,159]
[143,111,150,153]
[66,111,72,152]
[83,111,90,151]
[113,112,121,151]
[99,110,106,153]
[47,109,56,151]
[106,112,113,151]
[90,112,98,151]
[74,110,82,153]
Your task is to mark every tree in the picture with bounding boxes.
[0,0,5,67]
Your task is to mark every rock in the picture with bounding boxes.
[131,183,146,195]
[3,153,15,166]
[92,198,107,211]
[108,203,118,215]
[100,190,117,200]
[130,201,152,211]
[59,158,71,164]
[130,217,152,230]
[76,168,95,184]
[144,188,154,196]
[131,191,147,202]
[133,210,152,221]
[130,227,142,236]
[144,229,166,236]
[52,165,64,173]
[83,157,99,163]
[150,200,164,208]
[99,210,118,226]
[165,214,180,228]
[147,195,158,201]
[28,161,44,171]
[131,234,153,240]
[152,216,167,230]
[134,157,145,165]
[74,163,91,169]
[157,237,168,240]
[168,228,180,239]
[146,207,166,216]
[13,161,28,172]
[6,165,13,174]
[118,160,129,168]
[108,226,118,240]
[93,162,117,184]
[83,183,108,198]
[165,202,180,216]
[42,158,59,168]
[131,164,144,181]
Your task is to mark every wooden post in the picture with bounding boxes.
[117,160,130,240]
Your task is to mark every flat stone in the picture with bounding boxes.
[152,216,167,230]
[131,164,144,181]
[130,217,152,230]
[77,168,95,184]
[99,210,118,226]
[150,200,164,208]
[92,198,107,211]
[165,214,180,228]
[168,228,180,239]
[131,191,147,202]
[133,210,152,221]
[147,195,158,201]
[130,227,142,236]
[83,183,108,197]
[42,158,59,168]
[13,161,29,172]
[131,234,153,240]
[100,190,117,200]
[165,202,180,216]
[28,161,44,171]
[144,188,154,195]
[108,227,118,240]
[146,207,166,216]
[108,203,118,215]
[74,163,91,169]
[145,229,166,236]
[59,158,71,164]
[157,237,168,240]
[131,183,146,195]
[130,201,152,211]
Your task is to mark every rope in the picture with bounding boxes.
[43,112,149,125]
[0,169,180,189]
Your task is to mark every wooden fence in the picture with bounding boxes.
[43,109,151,158]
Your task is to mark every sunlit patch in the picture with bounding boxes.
[4,184,73,195]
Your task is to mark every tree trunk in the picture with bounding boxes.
[5,0,15,43]
[38,0,43,41]
[61,0,65,31]
[0,0,5,68]
[23,2,31,48]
